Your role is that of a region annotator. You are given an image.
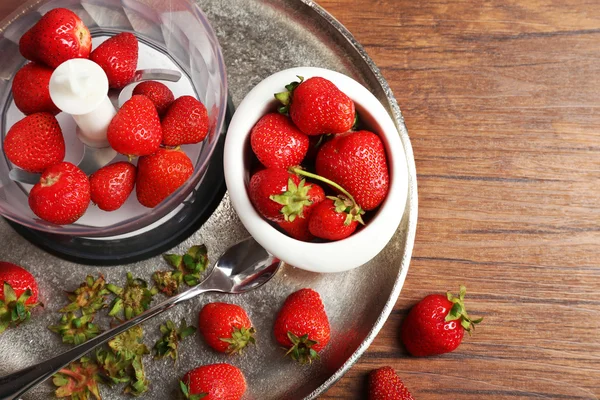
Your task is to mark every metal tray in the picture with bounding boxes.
[0,0,418,398]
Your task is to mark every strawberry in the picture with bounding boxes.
[107,95,162,157]
[12,63,60,115]
[180,363,246,400]
[248,169,315,223]
[29,162,91,225]
[90,33,138,89]
[199,303,256,354]
[132,81,174,116]
[250,113,309,168]
[308,197,363,240]
[276,76,355,135]
[273,288,330,364]
[316,130,389,211]
[369,367,415,400]
[136,147,193,208]
[3,113,65,173]
[278,182,325,241]
[0,262,40,334]
[89,162,136,212]
[161,96,209,146]
[19,8,91,68]
[401,286,483,357]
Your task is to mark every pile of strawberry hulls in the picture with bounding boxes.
[4,8,210,225]
[248,75,390,242]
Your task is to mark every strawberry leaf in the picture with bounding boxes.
[270,178,313,222]
[153,318,197,361]
[445,285,483,334]
[0,283,40,334]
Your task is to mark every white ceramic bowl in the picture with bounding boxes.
[224,67,408,273]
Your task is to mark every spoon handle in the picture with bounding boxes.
[0,280,213,400]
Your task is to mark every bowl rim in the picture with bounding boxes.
[224,66,409,273]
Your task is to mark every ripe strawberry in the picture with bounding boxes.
[199,303,256,354]
[89,162,136,211]
[401,286,483,357]
[132,81,174,116]
[369,367,415,400]
[278,182,325,241]
[308,197,363,241]
[250,113,309,168]
[273,288,330,364]
[29,162,91,225]
[162,96,209,146]
[248,169,317,223]
[180,363,246,400]
[0,262,40,334]
[12,63,60,115]
[3,113,65,173]
[90,33,138,89]
[19,8,91,68]
[276,76,355,135]
[316,130,389,211]
[136,147,193,208]
[107,95,162,157]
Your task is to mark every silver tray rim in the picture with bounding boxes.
[300,1,419,398]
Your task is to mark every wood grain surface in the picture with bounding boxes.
[1,0,598,399]
[317,0,600,399]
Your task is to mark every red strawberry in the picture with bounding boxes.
[250,113,309,168]
[273,288,330,364]
[19,8,91,68]
[276,76,355,135]
[89,162,136,212]
[369,367,415,400]
[12,63,60,115]
[180,363,246,400]
[0,262,40,333]
[278,182,325,241]
[162,96,209,146]
[248,169,317,223]
[136,147,193,208]
[29,162,91,225]
[3,113,65,173]
[316,130,389,211]
[401,286,482,357]
[132,81,174,116]
[199,303,255,354]
[107,95,162,157]
[308,197,363,241]
[90,33,138,89]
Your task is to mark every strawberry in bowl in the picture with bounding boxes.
[223,67,409,273]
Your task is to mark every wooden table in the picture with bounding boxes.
[1,0,598,398]
[318,0,600,398]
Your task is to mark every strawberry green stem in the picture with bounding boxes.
[288,167,359,208]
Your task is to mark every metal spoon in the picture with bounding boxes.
[0,237,280,400]
[8,68,183,186]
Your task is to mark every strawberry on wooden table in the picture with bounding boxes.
[89,162,136,211]
[276,76,355,135]
[199,302,256,354]
[250,113,309,168]
[180,363,246,400]
[369,366,415,400]
[3,112,65,173]
[162,95,209,146]
[0,262,40,334]
[136,147,194,208]
[107,95,162,157]
[90,32,138,89]
[19,8,91,68]
[12,63,60,115]
[274,288,330,364]
[278,182,325,241]
[401,285,483,357]
[29,162,91,225]
[132,81,175,116]
[316,130,389,211]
